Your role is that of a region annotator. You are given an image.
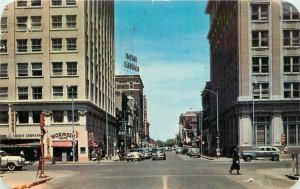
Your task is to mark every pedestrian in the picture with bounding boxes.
[292,153,296,175]
[33,149,38,161]
[229,147,241,175]
[20,150,25,158]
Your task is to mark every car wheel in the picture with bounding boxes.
[7,163,16,171]
[273,155,279,161]
[164,157,166,160]
[245,156,252,162]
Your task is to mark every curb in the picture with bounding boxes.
[12,176,52,189]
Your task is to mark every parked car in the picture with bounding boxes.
[188,148,201,158]
[0,150,26,171]
[175,147,183,154]
[126,149,144,162]
[241,146,280,162]
[141,148,151,159]
[152,148,166,160]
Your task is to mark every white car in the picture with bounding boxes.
[126,150,143,162]
[0,150,26,171]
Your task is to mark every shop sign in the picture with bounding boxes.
[0,134,40,139]
[51,132,76,140]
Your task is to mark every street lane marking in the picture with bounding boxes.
[162,176,168,189]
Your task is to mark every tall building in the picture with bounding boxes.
[115,75,144,148]
[178,111,200,147]
[0,0,115,162]
[204,0,300,156]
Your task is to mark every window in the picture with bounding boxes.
[67,86,78,99]
[17,39,28,52]
[32,111,40,123]
[51,0,62,6]
[67,110,79,122]
[52,111,64,123]
[18,111,29,123]
[251,4,268,22]
[0,111,8,124]
[32,87,42,99]
[18,63,28,76]
[18,87,28,100]
[17,0,27,7]
[66,0,76,5]
[66,38,77,51]
[52,62,63,75]
[67,62,77,75]
[284,30,300,47]
[31,39,42,52]
[32,63,42,76]
[53,86,63,99]
[282,2,299,20]
[252,57,269,74]
[1,17,7,32]
[31,16,42,30]
[31,0,41,6]
[284,56,300,73]
[0,87,8,100]
[51,38,62,51]
[66,15,77,28]
[284,82,300,98]
[253,83,269,99]
[0,40,7,53]
[16,17,28,30]
[0,63,8,77]
[51,16,62,29]
[252,31,268,48]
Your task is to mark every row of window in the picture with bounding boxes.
[16,0,76,7]
[251,82,300,99]
[251,3,300,22]
[0,38,77,53]
[251,30,300,48]
[0,62,77,78]
[0,86,77,100]
[251,56,300,74]
[0,110,79,124]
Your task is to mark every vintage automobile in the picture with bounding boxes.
[0,150,26,171]
[188,148,201,158]
[241,146,280,162]
[126,149,144,162]
[152,148,166,160]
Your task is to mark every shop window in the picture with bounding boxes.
[18,111,29,123]
[52,111,63,123]
[0,111,8,124]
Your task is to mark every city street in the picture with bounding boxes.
[2,151,296,189]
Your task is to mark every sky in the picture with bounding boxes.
[1,0,300,142]
[114,0,210,141]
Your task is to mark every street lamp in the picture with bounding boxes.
[201,89,219,157]
[68,85,75,162]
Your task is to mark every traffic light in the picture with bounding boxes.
[75,131,79,138]
[281,133,286,145]
[40,112,45,128]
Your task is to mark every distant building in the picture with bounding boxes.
[179,111,201,147]
[115,75,145,148]
[0,0,115,161]
[204,0,300,156]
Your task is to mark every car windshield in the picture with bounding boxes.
[0,151,7,157]
[191,148,199,152]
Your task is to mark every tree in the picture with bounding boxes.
[165,139,175,147]
[155,140,165,147]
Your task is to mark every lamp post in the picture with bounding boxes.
[68,85,75,162]
[202,89,219,157]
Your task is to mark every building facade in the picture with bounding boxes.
[0,0,115,162]
[115,75,144,148]
[178,111,201,147]
[204,0,300,156]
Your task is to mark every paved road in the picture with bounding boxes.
[20,152,297,189]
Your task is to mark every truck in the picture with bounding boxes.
[0,150,26,171]
[241,146,280,162]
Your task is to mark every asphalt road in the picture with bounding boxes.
[28,151,296,189]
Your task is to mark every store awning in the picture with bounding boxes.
[51,141,72,147]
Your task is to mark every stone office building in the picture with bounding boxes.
[0,0,116,161]
[204,0,300,156]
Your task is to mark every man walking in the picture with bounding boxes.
[229,147,241,175]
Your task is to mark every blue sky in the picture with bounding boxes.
[115,0,210,141]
